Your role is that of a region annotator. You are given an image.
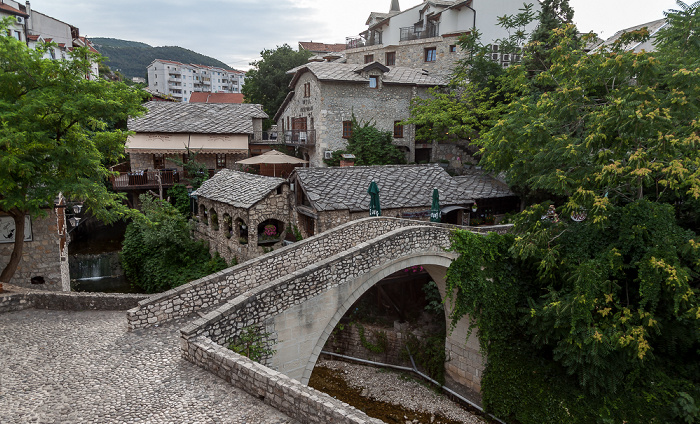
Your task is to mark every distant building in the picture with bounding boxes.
[189,92,244,104]
[132,76,146,84]
[0,0,99,79]
[344,0,541,78]
[298,41,346,62]
[147,59,246,103]
[592,18,668,53]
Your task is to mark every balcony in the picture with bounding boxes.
[250,130,282,144]
[110,169,180,191]
[399,23,440,42]
[346,35,381,50]
[281,129,315,146]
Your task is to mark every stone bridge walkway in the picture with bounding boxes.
[0,308,297,424]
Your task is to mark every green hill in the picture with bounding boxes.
[90,38,232,80]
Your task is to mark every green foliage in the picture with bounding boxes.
[422,281,444,316]
[120,195,227,293]
[0,20,145,283]
[292,224,303,241]
[168,184,191,217]
[91,38,232,80]
[227,326,276,363]
[166,151,209,189]
[354,322,388,354]
[324,116,406,166]
[241,44,312,128]
[403,331,447,386]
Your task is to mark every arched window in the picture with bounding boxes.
[210,208,219,231]
[223,214,232,238]
[235,218,248,245]
[257,219,284,246]
[199,205,208,226]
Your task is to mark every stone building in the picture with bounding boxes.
[344,0,541,78]
[274,61,447,167]
[0,204,69,292]
[289,164,516,237]
[191,169,291,263]
[115,101,268,200]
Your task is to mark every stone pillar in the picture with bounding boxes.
[424,264,484,404]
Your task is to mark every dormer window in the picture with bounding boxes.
[369,76,378,88]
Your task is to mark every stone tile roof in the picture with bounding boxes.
[192,169,285,209]
[294,164,479,213]
[299,42,346,53]
[453,169,514,200]
[128,101,267,134]
[189,92,244,104]
[286,62,447,87]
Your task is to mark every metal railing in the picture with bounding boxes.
[282,129,315,146]
[250,131,281,143]
[399,22,440,42]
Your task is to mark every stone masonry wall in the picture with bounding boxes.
[183,336,383,424]
[344,36,468,79]
[322,322,414,368]
[127,218,444,330]
[0,210,63,291]
[193,184,292,263]
[0,289,148,315]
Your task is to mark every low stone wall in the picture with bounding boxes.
[183,336,382,424]
[0,289,148,314]
[322,322,414,367]
[127,217,463,330]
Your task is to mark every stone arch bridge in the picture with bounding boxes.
[127,217,510,407]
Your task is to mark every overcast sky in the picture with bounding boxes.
[27,0,681,71]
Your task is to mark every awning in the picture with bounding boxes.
[441,205,469,214]
[126,133,248,154]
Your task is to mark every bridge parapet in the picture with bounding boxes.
[128,217,505,330]
[180,225,454,369]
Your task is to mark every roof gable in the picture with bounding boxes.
[192,169,286,209]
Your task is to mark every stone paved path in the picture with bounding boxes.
[0,309,297,424]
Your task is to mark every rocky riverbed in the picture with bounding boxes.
[310,359,486,424]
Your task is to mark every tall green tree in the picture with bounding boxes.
[241,44,311,128]
[0,21,145,288]
[443,2,700,422]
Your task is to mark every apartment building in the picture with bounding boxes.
[0,0,99,79]
[147,59,246,103]
[344,0,541,77]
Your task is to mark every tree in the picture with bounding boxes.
[120,194,228,293]
[442,2,700,422]
[323,116,406,166]
[241,44,311,128]
[0,21,145,289]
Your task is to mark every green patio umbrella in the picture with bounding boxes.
[368,181,381,217]
[430,188,441,222]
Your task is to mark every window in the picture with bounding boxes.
[449,45,457,53]
[385,51,396,66]
[216,154,226,169]
[342,120,352,139]
[303,82,311,98]
[425,47,437,62]
[364,54,374,64]
[13,31,21,41]
[369,76,378,89]
[394,121,404,138]
[153,155,164,169]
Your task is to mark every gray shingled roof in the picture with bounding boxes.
[192,169,285,209]
[294,164,482,213]
[453,169,514,199]
[128,101,268,134]
[286,62,447,87]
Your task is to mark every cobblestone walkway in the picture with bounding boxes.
[0,309,297,424]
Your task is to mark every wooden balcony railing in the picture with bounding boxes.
[111,169,180,190]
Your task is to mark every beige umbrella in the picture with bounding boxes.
[236,150,307,177]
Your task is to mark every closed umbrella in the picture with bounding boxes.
[430,188,441,222]
[368,181,381,217]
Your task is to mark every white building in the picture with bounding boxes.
[0,0,99,79]
[147,59,246,103]
[344,0,541,76]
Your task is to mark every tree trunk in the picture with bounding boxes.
[0,210,26,292]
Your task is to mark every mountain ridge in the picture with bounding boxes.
[90,37,233,80]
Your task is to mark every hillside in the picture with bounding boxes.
[90,38,232,80]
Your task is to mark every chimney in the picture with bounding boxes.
[340,153,356,167]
